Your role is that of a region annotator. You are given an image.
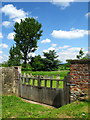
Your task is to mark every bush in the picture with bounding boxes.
[21,64,32,71]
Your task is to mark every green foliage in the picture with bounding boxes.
[30,55,44,71]
[0,61,9,67]
[8,45,22,66]
[59,63,70,70]
[21,63,32,71]
[76,48,84,59]
[43,50,60,71]
[2,95,90,118]
[13,17,43,65]
[30,50,61,71]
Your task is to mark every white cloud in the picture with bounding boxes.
[43,47,56,53]
[0,44,8,48]
[51,28,88,39]
[2,21,11,27]
[7,32,15,40]
[57,47,87,62]
[51,44,57,47]
[59,45,70,49]
[42,45,87,62]
[52,0,75,9]
[41,38,51,43]
[28,53,36,57]
[67,47,81,51]
[85,12,90,18]
[0,32,3,39]
[0,51,3,54]
[1,4,28,23]
[58,50,78,62]
[0,55,9,63]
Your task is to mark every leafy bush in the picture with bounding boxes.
[21,64,32,71]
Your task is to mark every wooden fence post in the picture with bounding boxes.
[45,80,47,87]
[38,76,41,88]
[50,80,53,88]
[63,73,70,104]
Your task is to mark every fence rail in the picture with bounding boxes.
[20,74,65,89]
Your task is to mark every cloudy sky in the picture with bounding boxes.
[0,1,89,63]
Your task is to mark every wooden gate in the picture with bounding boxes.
[19,73,70,108]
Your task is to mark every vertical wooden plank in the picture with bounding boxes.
[63,76,67,105]
[26,74,29,84]
[28,74,30,85]
[23,73,26,84]
[63,73,70,104]
[38,76,41,87]
[66,74,70,104]
[50,80,53,88]
[22,75,25,84]
[45,80,47,87]
[18,73,21,97]
[56,80,59,88]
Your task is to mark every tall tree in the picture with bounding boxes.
[30,55,44,71]
[43,50,60,71]
[13,17,43,66]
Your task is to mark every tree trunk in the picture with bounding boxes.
[24,54,27,68]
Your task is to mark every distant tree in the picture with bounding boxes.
[43,50,60,71]
[76,48,84,59]
[30,55,44,71]
[8,45,22,66]
[1,61,9,67]
[13,17,43,66]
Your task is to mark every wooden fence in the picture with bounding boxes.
[19,73,70,108]
[20,73,64,88]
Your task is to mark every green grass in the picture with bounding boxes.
[22,70,69,79]
[2,95,90,119]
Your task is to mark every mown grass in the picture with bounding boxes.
[2,95,90,119]
[22,70,69,79]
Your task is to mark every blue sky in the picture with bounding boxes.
[0,2,89,63]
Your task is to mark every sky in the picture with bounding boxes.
[0,1,89,63]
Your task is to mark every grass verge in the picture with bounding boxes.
[2,95,90,119]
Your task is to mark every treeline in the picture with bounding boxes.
[25,50,60,71]
[2,50,61,71]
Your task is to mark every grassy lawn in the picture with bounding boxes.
[2,95,90,119]
[22,70,69,79]
[21,70,69,88]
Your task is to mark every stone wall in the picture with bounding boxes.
[0,66,21,96]
[69,59,90,102]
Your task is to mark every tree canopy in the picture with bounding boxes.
[30,50,61,71]
[13,17,43,65]
[76,48,84,59]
